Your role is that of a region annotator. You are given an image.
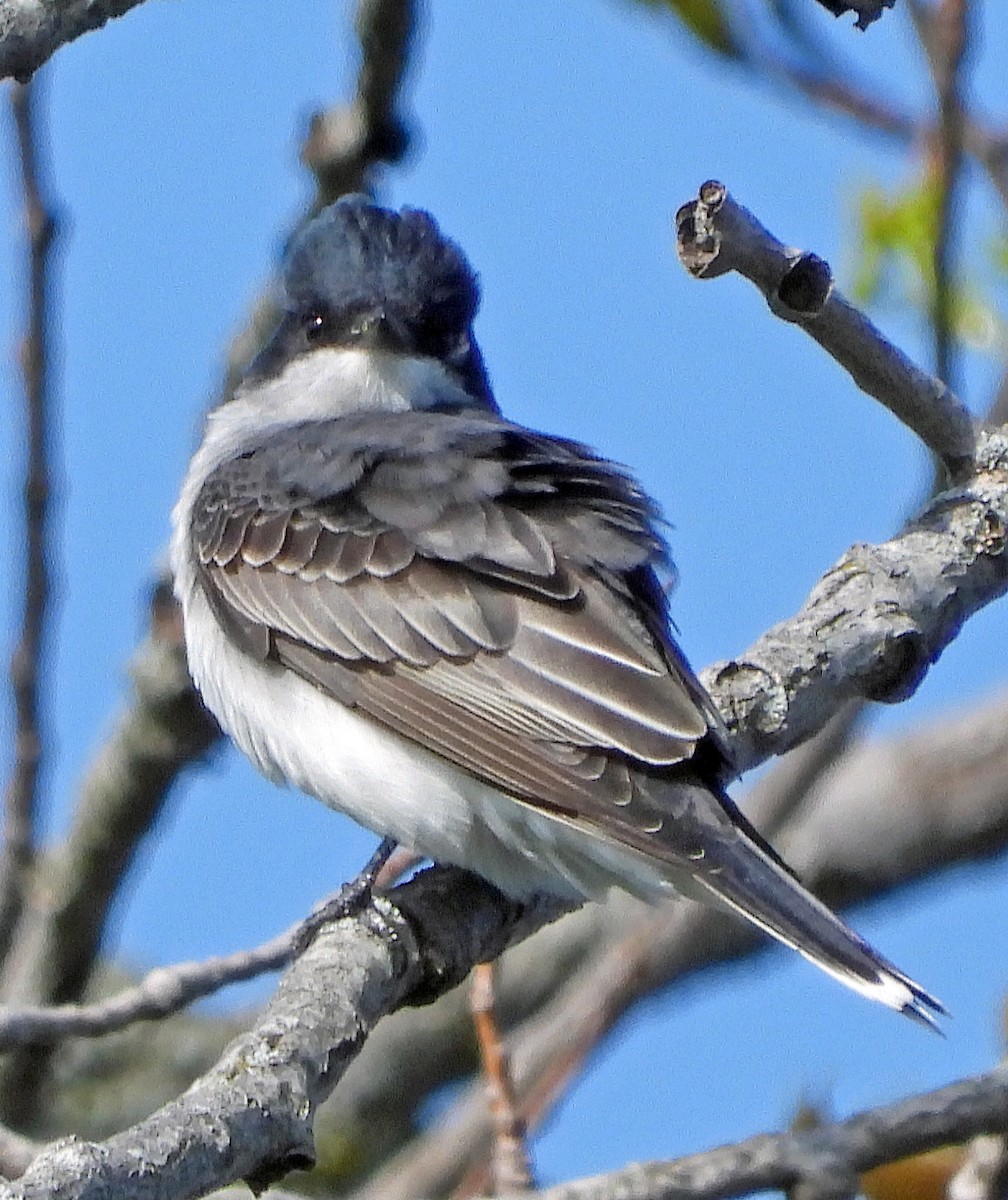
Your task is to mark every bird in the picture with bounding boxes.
[170,196,943,1029]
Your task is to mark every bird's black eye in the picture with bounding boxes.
[304,310,327,343]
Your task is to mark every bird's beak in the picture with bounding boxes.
[352,309,412,353]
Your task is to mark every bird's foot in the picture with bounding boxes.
[293,836,398,955]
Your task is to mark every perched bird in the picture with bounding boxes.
[171,196,943,1028]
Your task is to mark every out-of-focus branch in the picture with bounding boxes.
[528,1066,1008,1200]
[0,0,149,82]
[907,0,973,390]
[930,0,970,390]
[0,80,60,966]
[0,0,421,1129]
[0,914,297,1050]
[722,8,1008,219]
[4,672,1008,1191]
[302,0,417,208]
[0,583,219,1124]
[469,961,534,1195]
[224,0,418,398]
[676,181,976,476]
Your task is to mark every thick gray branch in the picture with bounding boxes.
[1,872,565,1198]
[0,0,148,82]
[676,181,977,475]
[699,426,1008,769]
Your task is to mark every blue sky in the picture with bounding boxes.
[1,0,1007,1186]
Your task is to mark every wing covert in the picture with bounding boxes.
[190,411,719,822]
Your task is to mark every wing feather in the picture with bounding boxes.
[191,412,724,828]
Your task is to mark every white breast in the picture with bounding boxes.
[169,363,672,903]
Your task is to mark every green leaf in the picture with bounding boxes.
[634,0,740,58]
[851,177,1005,354]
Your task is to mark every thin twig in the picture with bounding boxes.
[675,180,977,478]
[301,0,417,209]
[224,0,419,417]
[467,961,534,1196]
[908,0,973,390]
[0,79,60,965]
[0,923,296,1050]
[931,0,970,389]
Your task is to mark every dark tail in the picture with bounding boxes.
[662,781,947,1030]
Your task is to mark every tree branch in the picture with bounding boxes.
[529,1066,1008,1200]
[301,0,417,209]
[0,920,295,1050]
[0,0,150,82]
[0,872,567,1199]
[930,0,971,390]
[675,181,977,476]
[9,681,1006,1195]
[0,79,59,968]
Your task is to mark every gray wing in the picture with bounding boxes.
[192,410,731,847]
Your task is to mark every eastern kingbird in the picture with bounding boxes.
[171,197,942,1027]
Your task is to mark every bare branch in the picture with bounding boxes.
[907,0,974,389]
[930,0,971,389]
[6,675,1008,1195]
[301,0,418,209]
[675,181,977,476]
[0,922,296,1050]
[0,871,567,1199]
[469,960,534,1195]
[529,1067,1008,1200]
[0,79,60,964]
[0,581,218,1122]
[224,0,418,399]
[0,0,149,82]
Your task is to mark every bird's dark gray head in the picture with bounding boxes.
[247,197,493,405]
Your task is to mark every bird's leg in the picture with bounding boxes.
[471,958,535,1193]
[293,836,399,954]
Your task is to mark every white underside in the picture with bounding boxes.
[183,581,677,900]
[169,347,673,902]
